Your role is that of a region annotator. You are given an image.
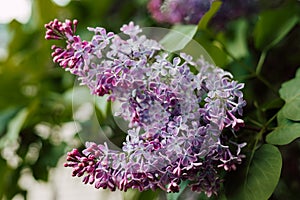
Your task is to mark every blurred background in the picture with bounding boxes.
[0,0,300,199]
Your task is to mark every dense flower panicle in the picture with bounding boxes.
[45,19,246,197]
[147,0,258,25]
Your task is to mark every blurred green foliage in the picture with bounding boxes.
[1,0,300,200]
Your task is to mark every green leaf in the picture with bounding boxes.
[296,67,300,78]
[137,190,160,200]
[64,86,93,106]
[227,144,282,200]
[194,31,228,66]
[180,37,215,64]
[198,192,227,200]
[0,157,23,199]
[167,180,188,200]
[123,189,160,200]
[279,78,300,121]
[281,103,300,122]
[34,0,60,25]
[267,68,300,145]
[32,140,67,181]
[0,107,20,136]
[64,84,109,117]
[261,98,284,112]
[0,108,29,148]
[160,25,198,52]
[217,19,249,59]
[0,157,8,199]
[95,96,109,118]
[253,5,298,50]
[266,111,300,145]
[198,0,222,30]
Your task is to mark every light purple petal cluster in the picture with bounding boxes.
[45,19,246,197]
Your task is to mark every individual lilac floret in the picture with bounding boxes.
[45,19,246,197]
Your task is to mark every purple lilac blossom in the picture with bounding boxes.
[45,19,246,197]
[147,0,257,25]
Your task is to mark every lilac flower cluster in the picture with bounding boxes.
[147,0,257,25]
[45,19,246,197]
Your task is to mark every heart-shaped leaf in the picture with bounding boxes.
[226,144,282,200]
[279,78,300,121]
[160,25,198,52]
[267,111,300,145]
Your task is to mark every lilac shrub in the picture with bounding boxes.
[45,19,246,197]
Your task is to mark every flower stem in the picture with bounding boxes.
[244,111,278,185]
[214,39,277,94]
[256,50,267,75]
